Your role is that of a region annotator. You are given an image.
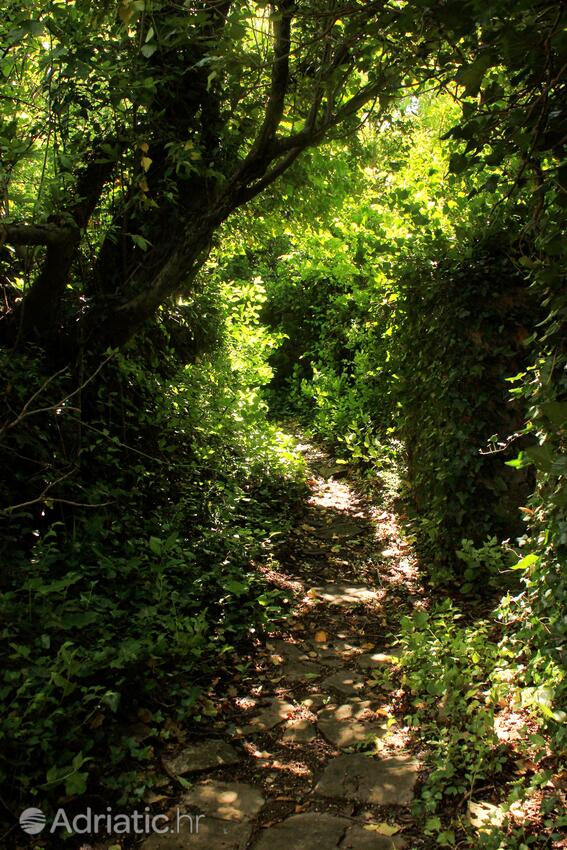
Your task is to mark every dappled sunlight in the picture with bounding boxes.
[1,2,563,845]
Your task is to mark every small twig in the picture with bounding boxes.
[479,432,523,456]
[1,354,113,436]
[1,469,75,513]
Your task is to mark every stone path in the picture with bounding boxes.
[136,437,425,850]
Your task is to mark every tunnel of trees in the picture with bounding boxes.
[0,0,565,847]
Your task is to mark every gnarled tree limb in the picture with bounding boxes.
[0,222,75,247]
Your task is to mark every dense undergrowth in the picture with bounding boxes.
[1,1,565,846]
[0,283,305,817]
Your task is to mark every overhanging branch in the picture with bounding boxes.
[0,222,76,247]
[272,79,388,155]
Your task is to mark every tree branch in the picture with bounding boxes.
[0,222,75,247]
[225,0,294,194]
[273,78,388,154]
[233,147,303,206]
[253,1,293,152]
[12,152,118,343]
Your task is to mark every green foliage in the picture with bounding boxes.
[0,288,305,813]
[398,601,566,848]
[393,234,536,573]
[1,2,565,844]
[261,96,468,458]
[259,99,535,570]
[400,602,505,819]
[456,537,515,594]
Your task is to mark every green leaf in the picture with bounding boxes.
[102,690,121,712]
[449,153,469,174]
[524,444,553,472]
[224,579,248,595]
[413,610,429,628]
[511,553,538,571]
[141,43,157,58]
[456,55,493,96]
[149,536,162,555]
[130,233,151,251]
[540,401,567,428]
[65,770,88,796]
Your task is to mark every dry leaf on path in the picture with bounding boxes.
[363,822,402,835]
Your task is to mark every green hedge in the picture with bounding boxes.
[394,235,536,573]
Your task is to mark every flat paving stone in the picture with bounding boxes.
[310,639,360,658]
[182,780,264,821]
[343,824,407,849]
[300,694,328,711]
[322,669,366,696]
[266,640,305,661]
[315,754,419,805]
[316,520,364,539]
[314,584,380,606]
[282,718,317,743]
[283,659,322,680]
[251,812,349,850]
[234,698,294,735]
[162,740,240,777]
[141,816,251,849]
[317,701,387,749]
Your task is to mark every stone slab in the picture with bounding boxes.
[266,640,305,661]
[322,669,366,696]
[315,754,419,805]
[283,659,322,681]
[300,694,328,712]
[317,701,387,749]
[313,584,379,606]
[343,824,407,850]
[234,698,295,735]
[182,780,264,821]
[282,718,317,743]
[316,521,364,539]
[162,740,240,777]
[141,816,251,849]
[251,812,349,850]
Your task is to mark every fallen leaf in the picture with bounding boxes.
[363,822,402,835]
[468,801,505,831]
[314,630,327,643]
[306,589,318,599]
